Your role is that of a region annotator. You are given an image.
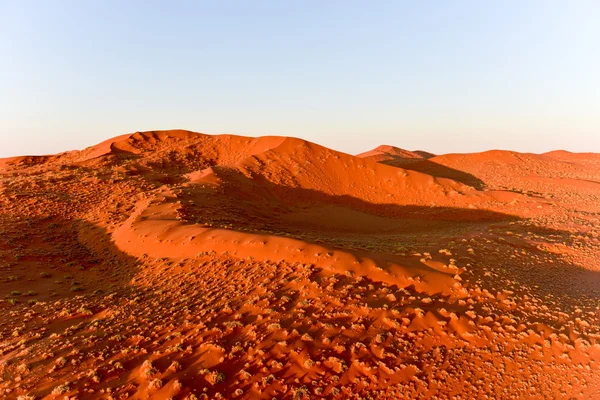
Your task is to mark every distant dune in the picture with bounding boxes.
[356,144,434,166]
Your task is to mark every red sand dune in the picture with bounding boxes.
[356,145,434,166]
[0,130,599,399]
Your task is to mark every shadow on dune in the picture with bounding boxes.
[0,214,140,303]
[179,169,600,305]
[181,166,516,232]
[383,159,487,190]
[0,214,145,398]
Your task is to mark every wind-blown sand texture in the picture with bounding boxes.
[1,130,599,399]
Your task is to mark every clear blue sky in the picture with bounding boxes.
[1,0,599,157]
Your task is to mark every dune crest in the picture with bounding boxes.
[357,144,432,166]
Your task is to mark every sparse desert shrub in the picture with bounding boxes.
[396,245,410,254]
[16,363,30,373]
[207,371,226,384]
[88,369,102,383]
[301,333,314,341]
[77,307,93,316]
[148,378,163,390]
[239,369,252,380]
[141,360,158,377]
[262,374,275,385]
[172,379,183,391]
[52,384,69,395]
[294,385,310,399]
[168,361,182,371]
[223,321,243,329]
[55,357,67,368]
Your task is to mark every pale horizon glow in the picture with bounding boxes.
[1,1,599,158]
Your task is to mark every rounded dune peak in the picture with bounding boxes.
[373,144,402,153]
[542,149,600,163]
[357,144,432,166]
[357,144,423,157]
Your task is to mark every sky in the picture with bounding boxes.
[1,0,599,157]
